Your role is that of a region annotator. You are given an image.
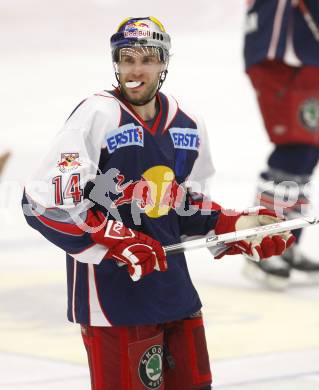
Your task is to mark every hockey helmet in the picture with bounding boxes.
[110,17,171,64]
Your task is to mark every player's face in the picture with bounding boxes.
[117,47,165,105]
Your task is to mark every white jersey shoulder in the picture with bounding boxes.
[25,91,121,209]
[64,91,121,134]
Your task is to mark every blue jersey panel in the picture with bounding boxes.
[244,0,319,68]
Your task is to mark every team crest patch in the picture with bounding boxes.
[57,153,81,173]
[105,123,144,154]
[299,98,319,132]
[169,128,200,151]
[138,345,163,389]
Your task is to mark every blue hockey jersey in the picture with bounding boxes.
[244,0,319,68]
[22,90,219,326]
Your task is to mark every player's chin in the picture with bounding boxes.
[128,90,154,105]
[123,85,145,98]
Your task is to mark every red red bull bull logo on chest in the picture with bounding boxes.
[112,166,185,218]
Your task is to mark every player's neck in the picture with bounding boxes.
[131,98,157,121]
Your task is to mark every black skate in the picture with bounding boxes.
[281,247,319,273]
[242,256,290,290]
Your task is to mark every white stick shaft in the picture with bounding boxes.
[164,216,319,255]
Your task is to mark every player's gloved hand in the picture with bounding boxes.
[214,208,295,261]
[91,216,167,281]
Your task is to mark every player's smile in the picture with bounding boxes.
[125,81,144,89]
[120,73,159,106]
[125,80,146,93]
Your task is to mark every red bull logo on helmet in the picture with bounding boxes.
[128,22,150,29]
[124,21,151,38]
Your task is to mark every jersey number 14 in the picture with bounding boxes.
[52,174,83,205]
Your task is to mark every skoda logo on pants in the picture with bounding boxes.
[139,345,163,389]
[299,98,319,132]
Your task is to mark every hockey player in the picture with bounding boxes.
[22,17,294,390]
[243,0,319,288]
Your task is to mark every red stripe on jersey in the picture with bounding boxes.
[161,94,169,133]
[163,95,179,133]
[149,93,163,135]
[36,214,85,236]
[94,92,122,128]
[114,89,163,136]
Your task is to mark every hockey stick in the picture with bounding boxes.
[163,216,319,256]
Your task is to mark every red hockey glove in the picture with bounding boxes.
[90,216,167,281]
[214,208,295,261]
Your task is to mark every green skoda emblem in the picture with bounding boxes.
[139,345,163,389]
[299,98,319,132]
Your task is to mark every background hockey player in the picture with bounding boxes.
[22,16,294,389]
[243,0,319,288]
[0,151,10,179]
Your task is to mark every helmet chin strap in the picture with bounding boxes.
[115,70,168,106]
